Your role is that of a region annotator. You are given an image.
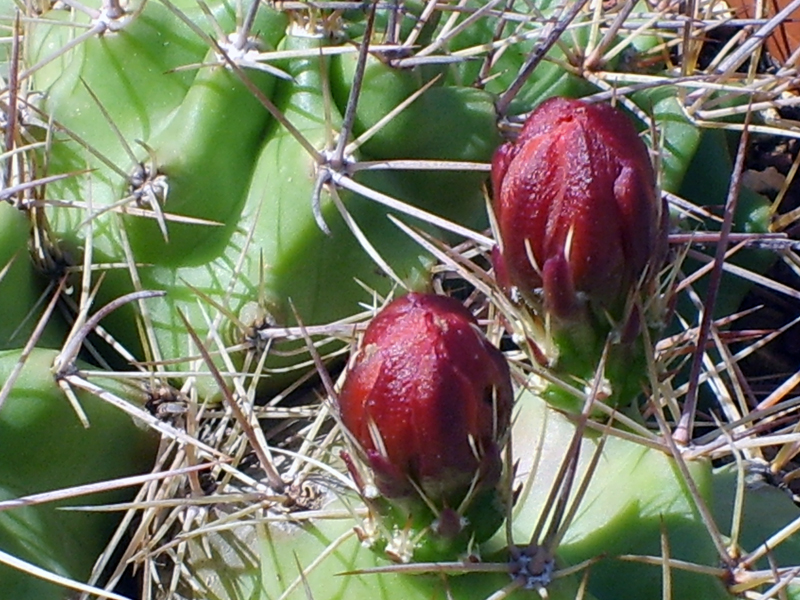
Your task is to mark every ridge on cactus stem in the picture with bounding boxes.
[491,96,667,324]
[338,292,513,501]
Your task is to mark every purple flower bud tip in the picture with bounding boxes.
[338,293,513,501]
[491,97,666,320]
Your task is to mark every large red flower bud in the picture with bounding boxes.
[338,293,513,501]
[491,97,665,320]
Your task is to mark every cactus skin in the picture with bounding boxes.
[176,387,730,600]
[0,204,66,349]
[181,501,602,600]
[486,388,731,600]
[25,13,450,392]
[330,53,501,230]
[0,348,158,599]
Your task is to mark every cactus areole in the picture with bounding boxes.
[491,97,665,322]
[337,293,513,504]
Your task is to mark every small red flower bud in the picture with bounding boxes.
[492,97,665,320]
[338,293,513,501]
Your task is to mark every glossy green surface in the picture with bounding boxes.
[0,204,66,349]
[0,348,158,599]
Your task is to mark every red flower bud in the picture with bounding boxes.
[338,293,513,501]
[492,97,665,320]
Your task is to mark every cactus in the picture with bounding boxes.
[2,1,800,600]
